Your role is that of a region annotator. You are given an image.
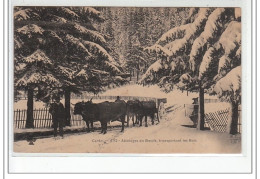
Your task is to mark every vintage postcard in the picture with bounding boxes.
[13,6,242,154]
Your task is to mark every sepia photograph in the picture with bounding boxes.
[12,6,242,154]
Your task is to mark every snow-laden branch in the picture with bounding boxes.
[145,44,172,56]
[14,8,40,21]
[73,23,106,44]
[214,66,241,102]
[82,40,117,64]
[50,14,68,23]
[189,8,228,71]
[76,69,89,79]
[14,35,23,49]
[151,8,213,59]
[104,61,122,74]
[80,7,101,16]
[199,47,215,78]
[155,24,189,46]
[218,55,232,74]
[23,49,52,65]
[16,72,61,87]
[182,8,199,24]
[57,66,75,79]
[218,21,241,55]
[140,59,163,82]
[60,7,79,18]
[16,24,44,37]
[65,34,91,56]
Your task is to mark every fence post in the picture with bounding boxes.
[184,104,186,117]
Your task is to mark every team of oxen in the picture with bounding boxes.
[73,99,159,134]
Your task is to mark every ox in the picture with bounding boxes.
[74,100,126,134]
[126,100,143,127]
[73,101,95,132]
[139,101,158,127]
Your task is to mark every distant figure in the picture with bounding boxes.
[190,97,199,127]
[49,96,65,138]
[115,96,120,102]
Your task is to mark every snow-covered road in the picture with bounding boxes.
[13,105,241,154]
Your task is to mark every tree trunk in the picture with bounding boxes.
[64,88,71,126]
[137,70,139,82]
[25,87,34,128]
[130,70,132,81]
[229,101,239,135]
[197,85,205,130]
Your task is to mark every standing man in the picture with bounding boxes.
[115,96,120,102]
[190,97,199,127]
[49,96,65,138]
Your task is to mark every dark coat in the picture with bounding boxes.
[49,102,65,121]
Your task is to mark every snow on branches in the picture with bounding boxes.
[16,24,44,38]
[145,44,172,56]
[142,7,241,96]
[65,34,91,56]
[83,41,116,64]
[16,72,61,87]
[14,8,40,21]
[218,21,241,55]
[23,49,52,65]
[140,59,163,83]
[214,66,241,103]
[73,23,107,45]
[189,8,232,72]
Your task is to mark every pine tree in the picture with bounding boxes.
[141,8,241,133]
[96,7,189,82]
[14,7,126,128]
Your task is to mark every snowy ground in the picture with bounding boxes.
[13,84,239,153]
[13,105,241,153]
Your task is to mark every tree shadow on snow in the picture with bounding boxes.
[181,125,210,130]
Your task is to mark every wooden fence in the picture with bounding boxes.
[204,109,230,133]
[184,104,242,133]
[205,109,241,133]
[14,108,85,129]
